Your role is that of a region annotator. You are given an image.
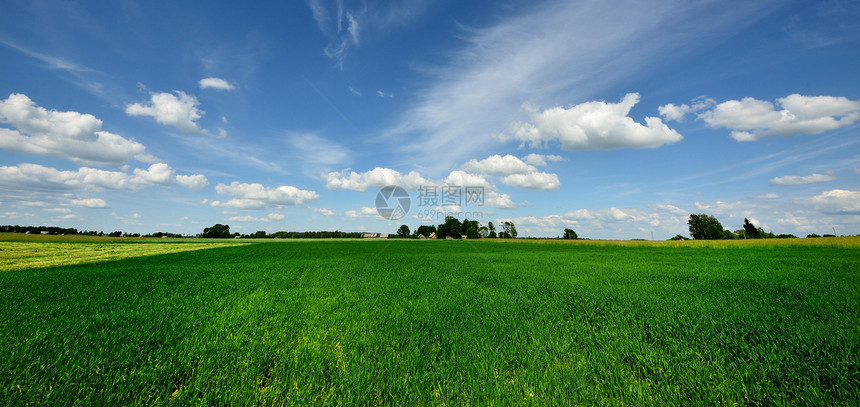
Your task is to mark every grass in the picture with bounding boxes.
[0,239,858,405]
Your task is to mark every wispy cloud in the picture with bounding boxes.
[386,0,776,173]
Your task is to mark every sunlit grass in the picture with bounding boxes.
[1,240,858,405]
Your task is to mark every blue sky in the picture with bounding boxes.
[1,0,859,239]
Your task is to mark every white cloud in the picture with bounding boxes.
[522,153,563,167]
[346,206,378,218]
[658,97,716,122]
[442,170,491,188]
[324,167,429,191]
[657,104,692,122]
[461,154,534,175]
[699,94,860,141]
[377,90,394,98]
[314,208,335,216]
[199,77,235,91]
[125,91,206,134]
[809,189,860,214]
[757,194,780,199]
[71,198,108,208]
[500,172,560,190]
[458,154,561,190]
[212,181,319,209]
[0,93,155,165]
[654,204,687,216]
[0,163,208,192]
[770,172,837,186]
[505,93,683,151]
[485,191,517,209]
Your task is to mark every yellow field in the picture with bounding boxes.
[0,234,246,271]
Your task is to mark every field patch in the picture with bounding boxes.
[0,238,246,271]
[0,240,858,405]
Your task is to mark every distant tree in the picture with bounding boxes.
[251,230,268,239]
[563,228,578,240]
[668,234,688,241]
[109,231,123,237]
[487,221,497,238]
[776,234,797,239]
[397,225,411,238]
[437,216,462,239]
[501,221,517,239]
[465,226,481,240]
[478,225,489,238]
[806,233,821,238]
[743,218,761,239]
[687,214,725,240]
[201,224,231,239]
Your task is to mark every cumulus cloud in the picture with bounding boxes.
[809,189,860,214]
[658,96,716,122]
[698,94,860,141]
[442,170,492,188]
[770,172,837,186]
[500,172,560,190]
[461,154,534,175]
[211,181,319,209]
[199,77,235,91]
[0,163,208,192]
[0,93,155,165]
[505,93,683,151]
[324,167,429,191]
[346,206,378,218]
[125,91,206,134]
[522,153,563,167]
[314,208,335,216]
[71,198,108,208]
[459,154,561,190]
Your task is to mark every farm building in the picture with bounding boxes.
[361,233,389,239]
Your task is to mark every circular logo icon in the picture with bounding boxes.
[375,185,411,220]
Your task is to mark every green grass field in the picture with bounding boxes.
[1,238,858,405]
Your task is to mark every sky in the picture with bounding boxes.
[1,0,859,239]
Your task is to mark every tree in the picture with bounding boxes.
[465,226,481,239]
[437,216,462,239]
[397,225,411,238]
[487,222,497,238]
[687,214,724,240]
[563,228,578,239]
[743,218,761,239]
[201,223,231,238]
[501,221,517,239]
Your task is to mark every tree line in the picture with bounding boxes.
[394,217,519,239]
[681,214,823,240]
